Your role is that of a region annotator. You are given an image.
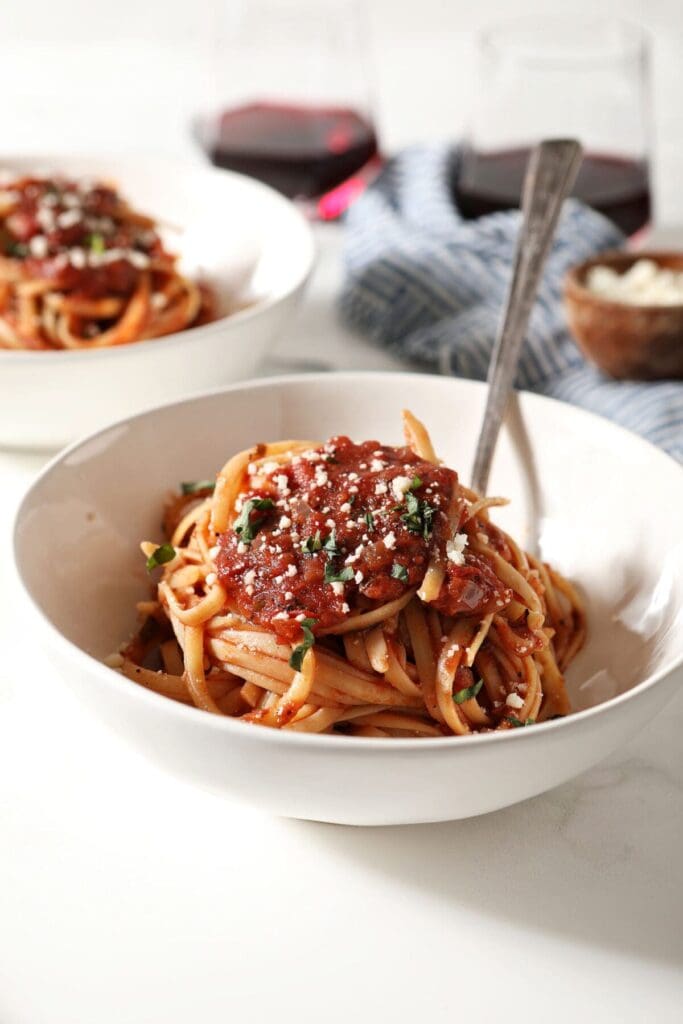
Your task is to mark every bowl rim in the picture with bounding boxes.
[0,153,315,365]
[564,249,683,313]
[13,370,683,753]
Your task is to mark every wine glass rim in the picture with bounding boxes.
[481,15,647,66]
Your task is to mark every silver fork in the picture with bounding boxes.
[470,138,583,494]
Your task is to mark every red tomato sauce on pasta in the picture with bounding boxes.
[215,437,512,642]
[1,177,171,298]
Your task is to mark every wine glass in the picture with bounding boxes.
[456,17,652,237]
[195,0,379,218]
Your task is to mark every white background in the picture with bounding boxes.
[1,0,682,221]
[1,2,683,1022]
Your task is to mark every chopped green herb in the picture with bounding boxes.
[401,491,436,540]
[180,479,215,495]
[146,543,176,572]
[7,241,27,258]
[302,530,339,556]
[233,497,274,544]
[289,618,317,671]
[88,232,106,254]
[364,510,375,530]
[323,530,340,556]
[453,677,484,705]
[302,531,323,553]
[409,475,422,490]
[505,715,535,728]
[324,562,354,584]
[348,493,356,506]
[391,562,409,582]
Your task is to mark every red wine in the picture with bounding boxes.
[204,101,379,200]
[456,148,651,236]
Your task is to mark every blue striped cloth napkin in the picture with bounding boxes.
[340,145,683,462]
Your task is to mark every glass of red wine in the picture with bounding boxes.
[456,17,651,238]
[196,0,379,219]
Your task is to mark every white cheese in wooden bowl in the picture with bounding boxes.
[586,258,683,306]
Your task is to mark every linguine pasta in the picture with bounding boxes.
[113,412,585,738]
[0,175,214,350]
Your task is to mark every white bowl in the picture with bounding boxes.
[0,155,314,450]
[13,372,683,825]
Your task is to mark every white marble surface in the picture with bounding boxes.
[1,227,683,1023]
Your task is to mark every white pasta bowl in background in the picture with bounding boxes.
[0,155,314,450]
[13,373,683,825]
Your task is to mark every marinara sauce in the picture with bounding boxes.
[215,437,511,642]
[0,176,169,298]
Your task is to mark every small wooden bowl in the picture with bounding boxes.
[563,250,683,380]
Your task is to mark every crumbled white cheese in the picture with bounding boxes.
[275,474,290,494]
[342,602,350,613]
[383,531,397,550]
[285,591,294,601]
[244,569,256,586]
[391,475,413,500]
[69,248,86,269]
[279,515,291,529]
[245,584,254,596]
[340,502,351,513]
[57,208,82,229]
[375,482,388,495]
[354,570,364,584]
[330,581,345,596]
[237,541,247,555]
[325,518,336,529]
[370,458,385,472]
[286,564,297,577]
[587,258,683,306]
[446,533,468,566]
[29,234,49,259]
[506,692,525,709]
[129,251,150,269]
[36,206,56,231]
